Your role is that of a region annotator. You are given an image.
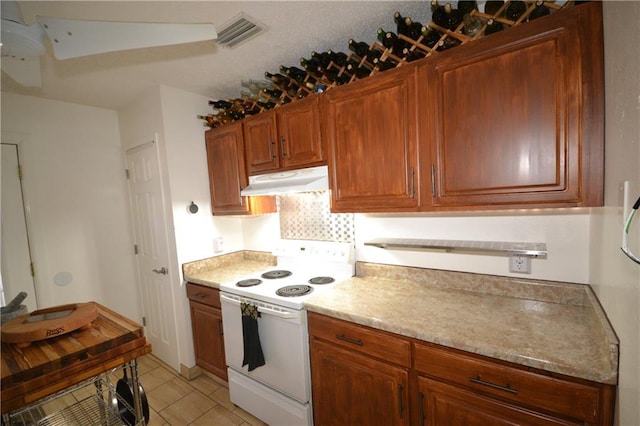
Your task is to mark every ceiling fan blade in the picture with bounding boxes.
[35,16,217,60]
[1,56,42,87]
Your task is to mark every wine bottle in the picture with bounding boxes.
[372,56,398,72]
[394,11,408,37]
[329,50,348,67]
[457,0,478,16]
[300,57,324,77]
[280,65,309,83]
[484,18,504,35]
[528,0,550,20]
[311,51,332,68]
[401,47,426,62]
[381,30,410,55]
[463,13,483,36]
[262,88,284,99]
[348,39,370,57]
[420,26,442,48]
[322,67,351,85]
[437,37,461,51]
[404,16,424,40]
[345,63,372,79]
[432,2,463,31]
[209,100,232,109]
[505,0,527,21]
[256,100,276,110]
[264,71,291,86]
[484,0,504,17]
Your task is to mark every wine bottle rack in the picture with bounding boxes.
[200,1,575,128]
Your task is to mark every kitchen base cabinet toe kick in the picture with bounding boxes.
[308,312,616,426]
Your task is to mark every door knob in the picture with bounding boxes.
[152,267,168,275]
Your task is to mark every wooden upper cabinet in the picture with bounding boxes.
[243,110,279,174]
[323,64,419,212]
[205,122,249,215]
[244,96,325,175]
[418,2,604,210]
[205,123,276,215]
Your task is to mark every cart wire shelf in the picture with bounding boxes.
[4,364,142,426]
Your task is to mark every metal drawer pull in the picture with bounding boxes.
[469,376,518,394]
[335,334,363,346]
[193,293,206,299]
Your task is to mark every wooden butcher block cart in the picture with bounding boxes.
[1,302,151,425]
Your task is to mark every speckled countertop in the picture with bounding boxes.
[182,252,619,385]
[182,251,276,288]
[305,262,619,385]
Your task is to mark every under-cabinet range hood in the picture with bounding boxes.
[240,165,329,196]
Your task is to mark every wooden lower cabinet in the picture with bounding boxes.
[186,283,227,380]
[310,337,410,426]
[308,313,615,426]
[418,378,579,426]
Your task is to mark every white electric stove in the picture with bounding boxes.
[219,239,354,426]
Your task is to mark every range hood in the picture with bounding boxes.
[240,165,329,196]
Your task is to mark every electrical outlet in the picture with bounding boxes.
[509,255,531,274]
[213,237,224,253]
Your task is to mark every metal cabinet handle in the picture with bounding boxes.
[431,164,436,197]
[280,136,287,158]
[335,334,364,346]
[152,267,168,275]
[410,167,415,199]
[469,376,518,394]
[218,318,224,336]
[398,383,404,418]
[419,392,426,426]
[269,140,276,159]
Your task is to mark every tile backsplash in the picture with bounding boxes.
[278,191,354,242]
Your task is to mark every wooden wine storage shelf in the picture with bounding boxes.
[201,0,576,128]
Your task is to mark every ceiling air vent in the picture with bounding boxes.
[216,13,267,49]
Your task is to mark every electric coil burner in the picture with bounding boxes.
[236,278,262,287]
[308,276,335,285]
[276,285,314,297]
[261,270,292,279]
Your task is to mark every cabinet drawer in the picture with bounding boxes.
[308,312,410,368]
[413,342,601,422]
[186,283,221,309]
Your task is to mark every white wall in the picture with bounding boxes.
[0,93,138,319]
[355,211,590,283]
[590,3,640,425]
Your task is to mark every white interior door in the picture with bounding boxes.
[126,138,178,368]
[1,143,37,311]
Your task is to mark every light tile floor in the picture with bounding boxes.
[138,354,267,426]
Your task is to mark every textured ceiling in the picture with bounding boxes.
[2,1,432,110]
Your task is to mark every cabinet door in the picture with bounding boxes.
[205,123,250,215]
[276,96,325,169]
[190,301,227,380]
[310,339,410,426]
[418,377,579,426]
[418,3,603,209]
[244,110,280,174]
[323,65,419,212]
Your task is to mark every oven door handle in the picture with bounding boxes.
[220,294,300,320]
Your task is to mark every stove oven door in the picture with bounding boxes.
[220,293,311,403]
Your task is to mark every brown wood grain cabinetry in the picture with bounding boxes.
[205,123,276,215]
[308,312,615,426]
[414,341,614,425]
[322,64,419,212]
[186,283,227,380]
[308,312,410,426]
[418,2,604,210]
[244,96,325,175]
